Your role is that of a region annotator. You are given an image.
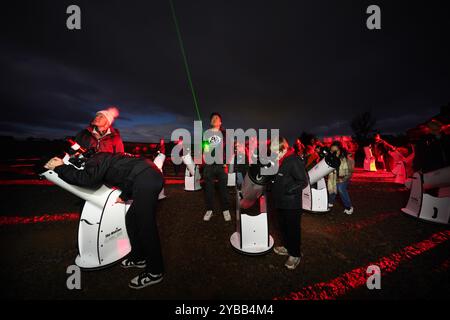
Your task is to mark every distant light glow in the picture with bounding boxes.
[202,140,210,152]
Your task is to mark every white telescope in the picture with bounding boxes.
[388,150,408,185]
[239,163,273,209]
[231,152,340,254]
[363,146,377,172]
[302,153,340,212]
[39,150,168,269]
[182,153,202,191]
[307,154,340,185]
[227,162,236,187]
[239,173,264,209]
[153,151,167,199]
[230,163,274,255]
[40,168,131,269]
[182,153,196,176]
[402,166,450,225]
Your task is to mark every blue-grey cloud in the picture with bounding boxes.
[1,0,449,143]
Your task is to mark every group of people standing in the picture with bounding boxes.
[366,117,449,178]
[292,136,355,214]
[43,107,357,289]
[201,114,355,271]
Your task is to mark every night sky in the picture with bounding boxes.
[1,0,449,142]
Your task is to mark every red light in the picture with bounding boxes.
[322,212,399,234]
[274,230,450,300]
[0,213,80,226]
[0,180,54,186]
[433,258,450,273]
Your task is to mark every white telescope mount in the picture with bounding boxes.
[230,165,274,255]
[402,166,450,225]
[182,153,202,191]
[302,154,341,213]
[39,151,168,269]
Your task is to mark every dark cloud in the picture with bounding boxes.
[1,0,449,142]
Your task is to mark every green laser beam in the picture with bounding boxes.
[168,0,202,122]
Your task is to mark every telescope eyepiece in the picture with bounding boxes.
[324,152,341,169]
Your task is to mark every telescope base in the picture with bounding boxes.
[184,176,202,191]
[402,194,450,225]
[401,207,417,217]
[304,208,331,214]
[302,178,330,213]
[230,232,274,255]
[158,189,167,200]
[75,254,123,270]
[227,173,236,187]
[402,171,450,225]
[184,188,202,191]
[364,160,377,172]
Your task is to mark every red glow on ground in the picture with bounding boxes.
[322,212,399,234]
[10,164,36,167]
[164,179,184,185]
[433,258,450,273]
[0,213,80,226]
[0,178,184,186]
[351,188,407,193]
[14,158,41,161]
[351,169,396,183]
[0,179,54,186]
[274,230,450,300]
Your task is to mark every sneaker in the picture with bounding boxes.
[274,246,289,256]
[121,258,146,269]
[223,210,231,222]
[328,203,334,208]
[203,210,213,221]
[344,207,354,215]
[129,272,163,289]
[285,256,301,270]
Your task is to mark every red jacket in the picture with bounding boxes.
[75,126,124,153]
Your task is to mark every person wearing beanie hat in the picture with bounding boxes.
[74,106,124,153]
[96,106,120,127]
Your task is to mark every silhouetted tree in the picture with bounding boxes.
[351,111,377,146]
[299,131,316,146]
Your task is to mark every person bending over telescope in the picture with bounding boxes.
[44,152,164,289]
[271,137,308,270]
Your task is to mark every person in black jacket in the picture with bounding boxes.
[270,137,308,270]
[202,112,231,222]
[44,152,164,289]
[413,119,450,173]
